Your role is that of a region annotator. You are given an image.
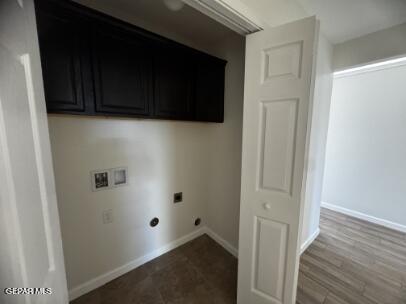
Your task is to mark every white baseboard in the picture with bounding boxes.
[204,227,239,258]
[321,202,406,234]
[69,227,206,301]
[300,227,320,255]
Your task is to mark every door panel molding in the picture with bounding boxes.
[238,16,319,304]
[262,41,303,82]
[257,99,299,195]
[252,216,288,303]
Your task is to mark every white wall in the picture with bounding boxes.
[48,2,245,295]
[49,117,212,289]
[301,33,334,248]
[239,0,308,27]
[334,22,406,71]
[205,35,245,250]
[322,63,406,229]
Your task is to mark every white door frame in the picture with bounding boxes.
[0,0,69,303]
[182,0,266,34]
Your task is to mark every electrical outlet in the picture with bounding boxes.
[174,192,183,203]
[102,209,113,224]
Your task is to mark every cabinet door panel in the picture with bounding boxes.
[154,47,193,120]
[36,4,86,112]
[195,56,226,122]
[92,25,153,116]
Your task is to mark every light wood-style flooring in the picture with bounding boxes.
[297,208,406,304]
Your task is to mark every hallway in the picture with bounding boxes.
[297,208,406,304]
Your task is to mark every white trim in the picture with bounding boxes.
[321,202,406,234]
[300,228,320,255]
[334,56,406,78]
[69,227,206,301]
[0,48,30,292]
[205,227,239,257]
[21,54,56,270]
[182,0,265,35]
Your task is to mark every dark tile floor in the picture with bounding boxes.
[71,234,238,304]
[72,209,406,304]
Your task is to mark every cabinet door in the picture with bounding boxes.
[35,2,87,112]
[91,24,153,116]
[195,55,226,122]
[154,47,194,120]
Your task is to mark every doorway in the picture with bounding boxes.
[297,57,406,304]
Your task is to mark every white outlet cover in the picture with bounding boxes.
[112,167,128,187]
[102,209,113,224]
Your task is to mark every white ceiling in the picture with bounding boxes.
[76,0,234,51]
[296,0,406,44]
[78,0,406,46]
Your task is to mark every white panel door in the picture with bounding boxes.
[0,0,68,303]
[238,17,318,304]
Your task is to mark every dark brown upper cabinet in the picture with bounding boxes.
[154,46,194,120]
[195,54,226,122]
[91,23,153,117]
[35,1,91,113]
[34,0,226,122]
